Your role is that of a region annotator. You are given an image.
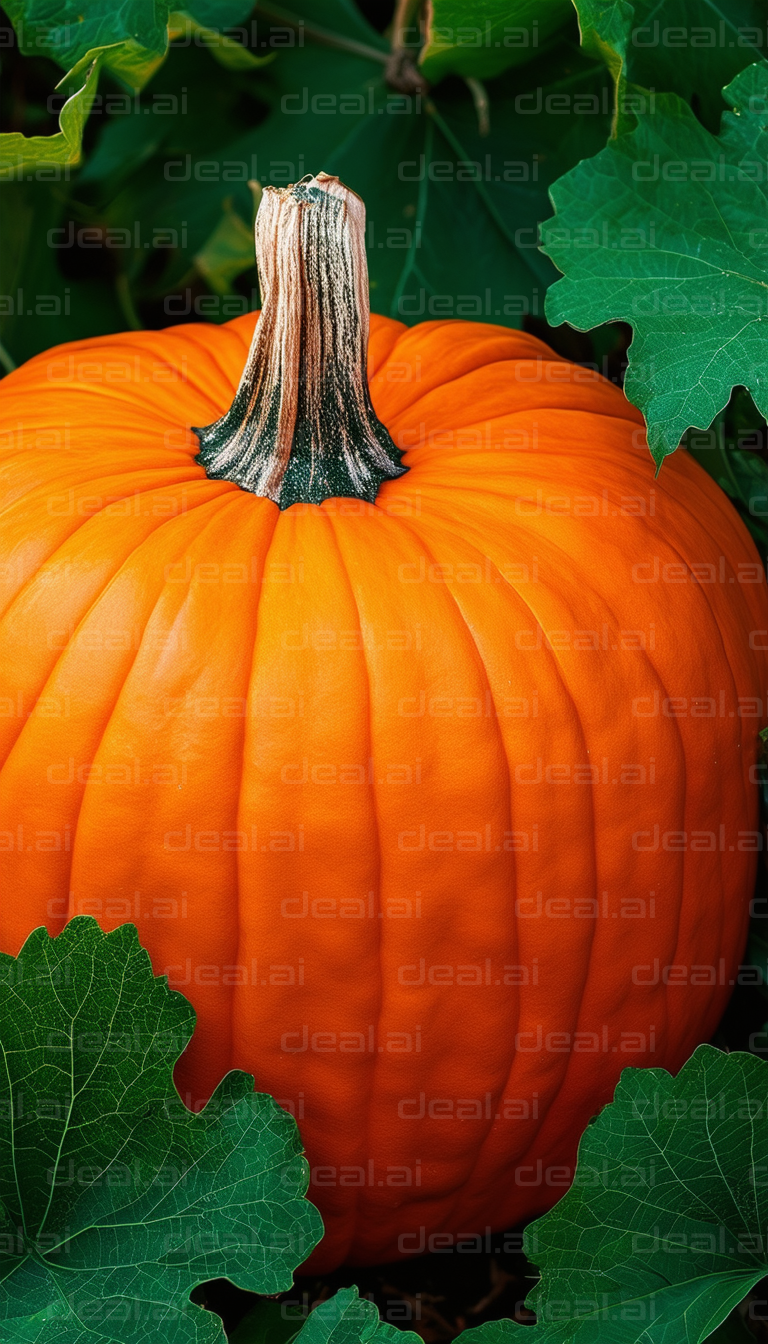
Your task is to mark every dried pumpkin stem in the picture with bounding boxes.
[193,173,407,509]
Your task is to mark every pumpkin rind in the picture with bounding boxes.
[0,311,764,1269]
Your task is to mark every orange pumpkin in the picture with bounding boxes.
[0,175,765,1270]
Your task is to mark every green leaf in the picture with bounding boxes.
[186,0,257,25]
[458,1323,530,1342]
[0,917,322,1342]
[278,1290,528,1344]
[569,0,634,135]
[194,194,258,295]
[169,12,276,70]
[0,0,616,360]
[85,4,612,335]
[3,0,172,85]
[572,0,768,133]
[0,48,105,172]
[573,0,632,78]
[290,1287,423,1344]
[540,62,768,467]
[522,1044,768,1342]
[419,0,573,83]
[0,0,270,178]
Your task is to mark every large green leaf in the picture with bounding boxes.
[4,0,170,86]
[570,0,634,136]
[265,1289,531,1344]
[0,0,266,174]
[186,0,258,23]
[459,1327,527,1344]
[0,26,270,362]
[286,1288,423,1344]
[1,0,614,362]
[0,917,322,1342]
[169,12,276,71]
[573,0,768,132]
[0,48,105,172]
[540,61,768,466]
[522,1044,768,1342]
[68,3,612,336]
[194,192,260,294]
[3,0,257,82]
[419,0,573,83]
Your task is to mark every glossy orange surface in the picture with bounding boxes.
[0,312,765,1268]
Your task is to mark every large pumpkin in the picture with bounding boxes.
[0,175,765,1270]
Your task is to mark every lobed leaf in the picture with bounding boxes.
[0,0,265,172]
[0,917,322,1343]
[0,48,105,173]
[71,3,613,329]
[419,0,573,84]
[286,1287,423,1344]
[540,62,768,466]
[523,1044,768,1341]
[572,0,768,132]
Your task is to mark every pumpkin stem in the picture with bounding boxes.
[192,173,408,509]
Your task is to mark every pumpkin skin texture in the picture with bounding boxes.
[0,311,765,1271]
